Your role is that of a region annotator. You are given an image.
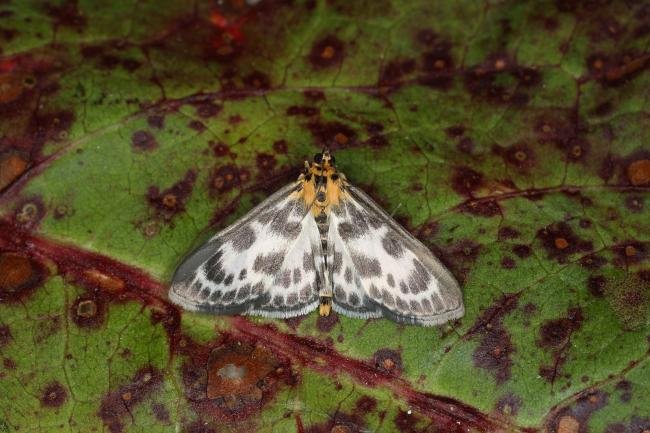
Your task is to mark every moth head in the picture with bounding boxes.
[313,149,335,168]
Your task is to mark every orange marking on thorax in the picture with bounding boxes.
[298,162,347,215]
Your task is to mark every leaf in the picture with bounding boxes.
[0,1,648,432]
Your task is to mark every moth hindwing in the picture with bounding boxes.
[169,150,464,326]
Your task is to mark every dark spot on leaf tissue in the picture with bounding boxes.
[40,382,68,408]
[0,251,47,304]
[147,170,197,221]
[131,130,158,152]
[469,294,519,384]
[309,35,344,69]
[536,221,593,263]
[182,338,295,421]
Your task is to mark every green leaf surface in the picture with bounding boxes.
[1,1,648,432]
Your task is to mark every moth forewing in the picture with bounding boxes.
[169,181,322,318]
[326,185,464,326]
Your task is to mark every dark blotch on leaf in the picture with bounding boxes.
[131,130,157,152]
[272,139,288,154]
[71,295,106,328]
[587,275,606,297]
[40,382,67,408]
[307,120,357,149]
[498,227,520,240]
[256,153,277,174]
[536,222,593,263]
[99,367,163,433]
[0,325,12,347]
[316,310,339,333]
[469,294,519,384]
[286,105,320,116]
[451,166,484,196]
[459,199,501,217]
[537,307,584,383]
[309,35,344,68]
[545,390,608,433]
[209,164,247,195]
[243,71,271,90]
[495,394,522,417]
[512,244,532,259]
[147,170,197,221]
[182,339,294,420]
[0,252,46,303]
[372,348,402,375]
[44,0,87,31]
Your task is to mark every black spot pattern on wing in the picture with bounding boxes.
[274,269,292,288]
[303,252,315,272]
[351,252,382,277]
[239,269,247,281]
[408,259,431,294]
[387,273,395,288]
[381,233,404,258]
[231,225,256,251]
[237,284,251,300]
[293,268,302,284]
[253,251,286,275]
[344,267,353,283]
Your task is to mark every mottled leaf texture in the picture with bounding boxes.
[0,1,648,433]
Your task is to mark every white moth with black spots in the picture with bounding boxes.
[169,150,464,326]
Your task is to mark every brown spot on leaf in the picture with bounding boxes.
[615,380,632,403]
[451,166,484,196]
[0,152,28,191]
[286,105,320,116]
[538,307,584,383]
[537,222,593,263]
[459,199,501,217]
[147,170,197,221]
[183,340,293,420]
[627,159,650,186]
[624,195,644,212]
[495,394,522,417]
[442,240,481,282]
[372,349,402,375]
[243,71,270,90]
[99,367,163,433]
[0,325,12,347]
[546,390,608,433]
[152,402,170,423]
[13,197,46,228]
[0,252,46,303]
[587,275,606,297]
[209,164,245,195]
[272,139,288,153]
[498,227,520,240]
[309,35,344,68]
[40,382,67,408]
[612,241,647,266]
[501,257,516,269]
[316,310,339,333]
[307,120,357,149]
[494,143,536,170]
[256,153,277,174]
[355,396,377,413]
[44,0,87,31]
[131,130,157,152]
[71,294,106,328]
[538,308,584,349]
[469,294,519,384]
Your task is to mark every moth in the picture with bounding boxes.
[169,150,464,326]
